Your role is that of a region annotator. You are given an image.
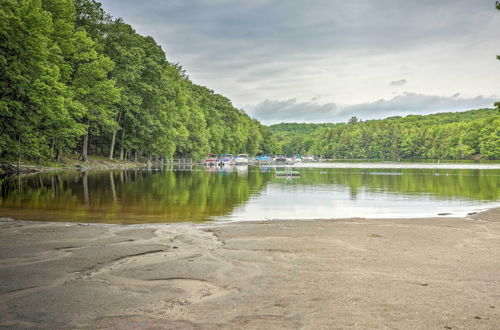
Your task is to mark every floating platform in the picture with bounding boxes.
[275,170,300,177]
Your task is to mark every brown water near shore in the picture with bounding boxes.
[0,208,499,329]
[1,167,498,223]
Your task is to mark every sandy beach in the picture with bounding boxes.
[0,209,499,329]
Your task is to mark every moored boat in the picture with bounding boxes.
[217,154,235,166]
[205,153,217,166]
[234,154,249,165]
[255,154,272,165]
[274,155,287,165]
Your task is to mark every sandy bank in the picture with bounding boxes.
[0,209,499,329]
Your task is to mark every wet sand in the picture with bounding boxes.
[0,209,499,329]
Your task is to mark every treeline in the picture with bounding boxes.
[269,123,339,155]
[0,0,280,163]
[270,109,500,160]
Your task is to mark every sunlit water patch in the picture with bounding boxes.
[0,165,498,223]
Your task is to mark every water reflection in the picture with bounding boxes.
[0,167,270,223]
[0,166,498,223]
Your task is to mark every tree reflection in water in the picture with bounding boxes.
[0,166,498,223]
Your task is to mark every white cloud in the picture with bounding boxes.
[247,93,497,125]
[99,0,500,114]
[246,99,337,123]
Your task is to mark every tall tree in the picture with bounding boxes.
[0,0,81,162]
[103,20,145,159]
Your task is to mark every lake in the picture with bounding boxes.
[0,164,498,224]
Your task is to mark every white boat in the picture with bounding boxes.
[234,154,249,165]
[274,155,287,164]
[217,154,235,166]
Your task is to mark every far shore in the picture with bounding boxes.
[0,208,499,329]
[286,162,500,170]
[1,158,499,178]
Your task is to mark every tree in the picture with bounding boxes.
[348,116,360,124]
[0,0,283,164]
[274,109,498,160]
[103,20,145,159]
[497,2,500,60]
[0,0,83,163]
[70,31,120,161]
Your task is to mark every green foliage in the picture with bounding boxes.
[270,123,339,155]
[272,109,500,160]
[0,0,270,163]
[0,0,83,161]
[2,0,497,163]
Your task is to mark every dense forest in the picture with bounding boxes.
[270,109,500,160]
[269,123,340,156]
[1,1,499,165]
[0,0,280,164]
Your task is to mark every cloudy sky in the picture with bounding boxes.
[100,0,500,124]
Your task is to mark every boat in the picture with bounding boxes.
[274,155,287,165]
[205,153,217,166]
[294,155,302,163]
[255,154,272,165]
[217,154,235,166]
[234,154,249,165]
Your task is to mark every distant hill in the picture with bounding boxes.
[269,123,341,155]
[268,108,499,160]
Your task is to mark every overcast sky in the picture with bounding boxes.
[99,0,500,124]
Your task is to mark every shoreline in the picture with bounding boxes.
[2,159,499,178]
[286,162,500,170]
[1,205,498,227]
[0,208,499,329]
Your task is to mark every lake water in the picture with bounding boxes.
[0,165,498,224]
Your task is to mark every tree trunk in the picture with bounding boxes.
[17,135,21,172]
[109,129,117,160]
[51,140,55,158]
[56,145,62,162]
[109,111,122,160]
[119,127,125,161]
[55,140,62,162]
[82,133,89,162]
[81,120,90,162]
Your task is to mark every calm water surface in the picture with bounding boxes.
[0,165,498,223]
